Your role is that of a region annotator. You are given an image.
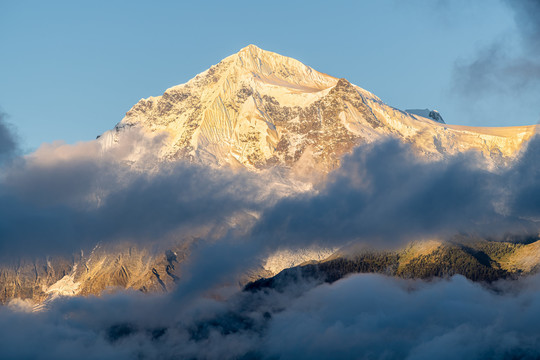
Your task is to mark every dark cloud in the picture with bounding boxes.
[0,139,275,257]
[507,0,540,51]
[263,274,540,359]
[453,43,540,96]
[0,122,538,358]
[2,273,540,359]
[0,111,17,160]
[160,135,540,320]
[508,135,540,219]
[252,136,540,251]
[1,133,539,287]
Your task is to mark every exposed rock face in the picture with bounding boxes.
[0,242,190,307]
[100,44,536,171]
[0,257,75,305]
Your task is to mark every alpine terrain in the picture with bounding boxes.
[1,45,538,307]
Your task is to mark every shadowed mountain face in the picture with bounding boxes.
[1,45,538,307]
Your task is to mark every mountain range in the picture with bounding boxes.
[1,45,538,307]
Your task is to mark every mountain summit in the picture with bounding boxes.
[100,45,536,171]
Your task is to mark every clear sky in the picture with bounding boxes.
[1,0,538,151]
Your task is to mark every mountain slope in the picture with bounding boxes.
[100,44,536,172]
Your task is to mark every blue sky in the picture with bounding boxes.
[1,0,538,151]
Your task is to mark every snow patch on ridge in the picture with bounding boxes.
[45,264,81,297]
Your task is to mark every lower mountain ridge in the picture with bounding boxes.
[246,235,540,293]
[3,235,540,307]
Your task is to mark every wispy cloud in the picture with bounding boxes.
[452,0,540,123]
[0,111,17,161]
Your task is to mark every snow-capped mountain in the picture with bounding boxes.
[406,108,445,124]
[100,44,535,172]
[1,45,538,307]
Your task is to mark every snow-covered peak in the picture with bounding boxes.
[229,44,337,91]
[406,108,446,124]
[100,45,536,172]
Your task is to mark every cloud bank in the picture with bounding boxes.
[253,136,540,251]
[0,131,283,257]
[0,118,539,358]
[0,129,539,272]
[2,273,540,359]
